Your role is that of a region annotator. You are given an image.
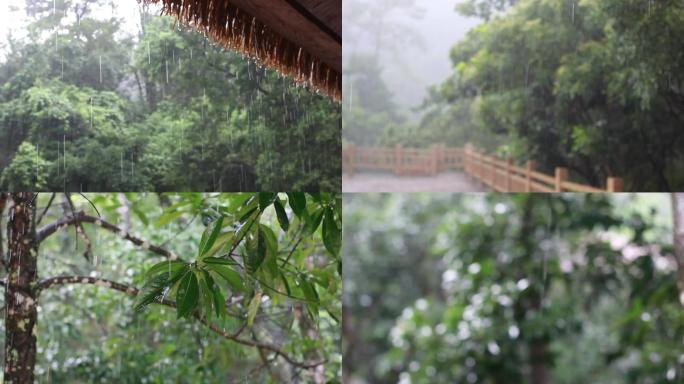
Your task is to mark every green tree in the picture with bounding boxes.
[0,1,341,191]
[440,0,684,190]
[1,192,342,382]
[0,141,49,190]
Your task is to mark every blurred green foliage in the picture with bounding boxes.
[343,194,683,383]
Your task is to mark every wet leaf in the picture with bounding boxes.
[287,193,306,217]
[247,291,263,327]
[176,270,199,319]
[273,200,290,232]
[322,207,341,257]
[198,216,224,258]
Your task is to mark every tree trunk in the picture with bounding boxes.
[519,196,552,384]
[672,193,684,308]
[530,338,551,384]
[4,193,38,383]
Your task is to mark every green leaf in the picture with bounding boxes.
[132,207,149,226]
[206,263,245,292]
[258,192,277,210]
[299,275,320,303]
[229,211,260,252]
[176,270,200,319]
[280,272,292,296]
[212,283,227,318]
[299,276,320,322]
[245,226,267,274]
[145,260,188,279]
[305,208,325,235]
[273,200,290,232]
[136,265,189,311]
[287,193,306,217]
[322,207,341,257]
[197,271,214,321]
[203,257,239,267]
[247,291,263,327]
[155,209,185,228]
[198,216,224,258]
[259,224,279,279]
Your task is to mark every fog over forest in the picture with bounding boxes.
[344,0,479,117]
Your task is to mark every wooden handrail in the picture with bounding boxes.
[342,144,624,192]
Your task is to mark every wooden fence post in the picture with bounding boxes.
[490,155,496,189]
[606,177,624,192]
[472,146,480,180]
[506,157,513,192]
[439,144,447,172]
[394,144,403,176]
[464,145,471,175]
[525,160,536,192]
[347,144,356,177]
[479,151,484,183]
[425,144,437,176]
[555,167,569,192]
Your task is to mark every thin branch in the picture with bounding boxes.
[0,192,6,269]
[281,235,303,268]
[36,211,179,260]
[78,193,101,217]
[64,194,93,260]
[159,212,197,248]
[36,193,56,225]
[37,275,326,369]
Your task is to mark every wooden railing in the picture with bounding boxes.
[342,144,624,192]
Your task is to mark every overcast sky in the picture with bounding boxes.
[391,0,479,110]
[0,0,151,59]
[344,0,480,116]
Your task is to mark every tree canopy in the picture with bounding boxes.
[0,0,341,192]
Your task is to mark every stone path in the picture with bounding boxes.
[342,171,487,193]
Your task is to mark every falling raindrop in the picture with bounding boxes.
[99,55,103,83]
[147,41,151,64]
[120,151,124,183]
[90,96,93,130]
[57,141,60,178]
[35,143,40,185]
[63,134,67,192]
[165,59,169,83]
[348,81,353,112]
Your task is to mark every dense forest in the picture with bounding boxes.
[344,194,684,383]
[0,192,341,382]
[0,0,341,192]
[343,0,684,191]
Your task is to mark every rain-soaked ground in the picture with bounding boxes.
[342,171,487,193]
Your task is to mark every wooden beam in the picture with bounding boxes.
[229,0,341,72]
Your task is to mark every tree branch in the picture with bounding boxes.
[37,275,326,370]
[36,193,56,226]
[36,211,179,260]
